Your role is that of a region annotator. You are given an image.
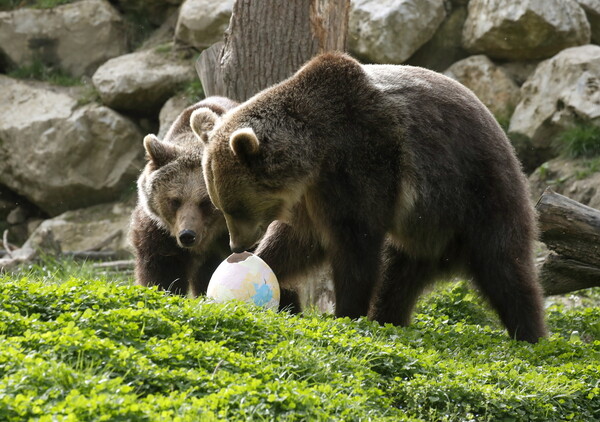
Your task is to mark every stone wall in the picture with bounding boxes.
[0,0,599,259]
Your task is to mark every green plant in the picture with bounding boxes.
[1,259,599,421]
[184,79,205,102]
[0,0,73,10]
[556,124,600,159]
[76,83,101,107]
[154,43,173,54]
[495,113,512,134]
[8,59,81,86]
[574,157,600,180]
[536,162,550,180]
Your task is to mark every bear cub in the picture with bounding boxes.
[191,53,547,342]
[130,96,237,296]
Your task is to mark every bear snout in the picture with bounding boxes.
[178,229,197,247]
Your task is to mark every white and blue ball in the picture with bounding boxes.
[206,252,280,310]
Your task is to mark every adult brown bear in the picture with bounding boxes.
[191,53,546,342]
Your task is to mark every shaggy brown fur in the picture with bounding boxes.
[191,54,546,342]
[130,96,237,296]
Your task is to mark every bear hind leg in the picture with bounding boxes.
[467,240,547,343]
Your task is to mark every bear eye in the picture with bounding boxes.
[169,198,181,210]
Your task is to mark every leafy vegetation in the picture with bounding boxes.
[0,0,73,11]
[184,79,205,103]
[0,259,598,421]
[7,59,81,86]
[574,157,600,180]
[556,123,600,159]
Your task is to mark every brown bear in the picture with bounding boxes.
[190,53,547,342]
[130,96,237,297]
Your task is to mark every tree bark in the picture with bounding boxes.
[535,188,600,295]
[539,253,600,296]
[536,188,600,267]
[196,0,350,102]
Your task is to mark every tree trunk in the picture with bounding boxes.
[196,0,350,102]
[535,188,600,295]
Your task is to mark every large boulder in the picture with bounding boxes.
[23,198,135,258]
[174,0,234,49]
[445,55,520,121]
[509,45,600,166]
[0,0,128,77]
[349,0,446,64]
[462,0,590,60]
[0,76,144,216]
[92,46,196,115]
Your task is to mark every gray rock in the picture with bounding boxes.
[6,206,27,225]
[349,0,446,64]
[529,158,600,210]
[578,0,600,43]
[463,0,590,60]
[0,0,128,77]
[157,94,194,139]
[24,199,135,257]
[406,3,469,72]
[0,186,21,221]
[0,75,144,216]
[445,55,520,121]
[498,61,540,86]
[111,0,183,27]
[139,8,180,51]
[509,45,600,163]
[0,187,45,246]
[175,0,234,49]
[92,47,196,114]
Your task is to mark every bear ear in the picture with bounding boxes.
[190,107,219,143]
[229,127,260,158]
[143,134,178,168]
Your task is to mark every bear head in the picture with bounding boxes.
[190,106,313,253]
[138,134,227,253]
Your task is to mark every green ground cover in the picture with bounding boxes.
[0,259,598,421]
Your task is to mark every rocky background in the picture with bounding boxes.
[0,0,599,266]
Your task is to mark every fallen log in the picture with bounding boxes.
[92,259,134,272]
[539,253,600,296]
[535,188,600,295]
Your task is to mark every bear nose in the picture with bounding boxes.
[178,229,196,247]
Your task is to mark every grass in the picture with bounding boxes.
[6,59,101,106]
[574,157,600,180]
[555,124,600,159]
[0,258,598,421]
[7,59,81,87]
[0,0,73,11]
